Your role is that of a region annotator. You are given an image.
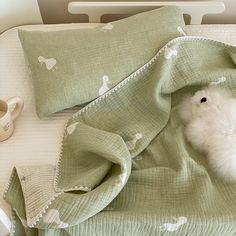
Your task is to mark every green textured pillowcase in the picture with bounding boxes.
[18,6,185,118]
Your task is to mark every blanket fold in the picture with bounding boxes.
[4,14,236,236]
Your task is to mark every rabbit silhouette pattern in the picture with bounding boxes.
[164,46,177,59]
[160,217,187,232]
[101,23,114,32]
[177,26,186,36]
[43,209,68,228]
[66,122,79,135]
[38,56,57,71]
[99,75,110,96]
[179,86,236,182]
[126,133,143,151]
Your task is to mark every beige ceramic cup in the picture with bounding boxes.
[0,97,24,142]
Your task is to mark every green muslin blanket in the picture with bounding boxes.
[4,18,236,236]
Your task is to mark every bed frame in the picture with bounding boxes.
[68,1,225,24]
[0,1,226,235]
[0,1,225,34]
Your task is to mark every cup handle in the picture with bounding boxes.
[7,97,24,121]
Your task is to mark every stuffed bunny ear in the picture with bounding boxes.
[209,77,226,86]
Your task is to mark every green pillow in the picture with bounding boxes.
[18,6,185,118]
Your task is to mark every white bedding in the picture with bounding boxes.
[1,23,236,217]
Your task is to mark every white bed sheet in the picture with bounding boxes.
[1,23,236,217]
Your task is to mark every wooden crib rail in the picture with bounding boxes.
[0,0,225,34]
[68,1,225,25]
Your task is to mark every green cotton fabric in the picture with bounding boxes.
[5,14,236,236]
[5,36,236,236]
[18,6,185,118]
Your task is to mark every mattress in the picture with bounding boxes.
[1,23,236,218]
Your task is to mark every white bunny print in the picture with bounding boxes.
[177,26,186,36]
[38,56,57,71]
[101,23,114,32]
[126,133,143,151]
[66,122,79,135]
[164,47,178,59]
[99,75,110,96]
[117,172,127,186]
[43,209,68,228]
[160,216,187,232]
[210,76,226,86]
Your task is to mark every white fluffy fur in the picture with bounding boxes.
[179,86,236,182]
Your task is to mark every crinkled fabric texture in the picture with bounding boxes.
[5,36,236,236]
[18,6,185,118]
[5,9,236,236]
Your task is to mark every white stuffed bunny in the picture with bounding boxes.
[179,86,236,182]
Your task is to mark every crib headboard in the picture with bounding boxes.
[0,1,225,34]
